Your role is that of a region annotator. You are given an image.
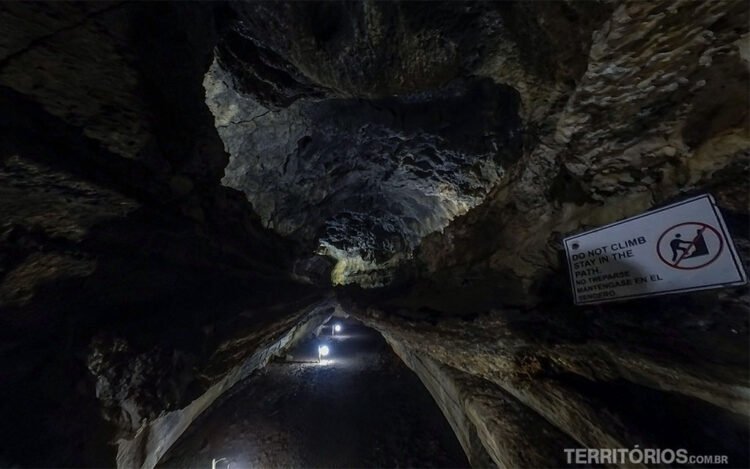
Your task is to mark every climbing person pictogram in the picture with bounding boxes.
[657,222,723,270]
[670,227,711,263]
[669,233,692,262]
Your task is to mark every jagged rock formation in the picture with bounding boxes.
[207,1,606,286]
[0,1,748,468]
[208,63,521,285]
[417,0,750,302]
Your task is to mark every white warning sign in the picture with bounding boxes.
[563,194,747,305]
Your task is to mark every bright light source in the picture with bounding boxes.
[318,345,330,357]
[334,324,342,332]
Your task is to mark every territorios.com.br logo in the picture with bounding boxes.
[564,447,729,466]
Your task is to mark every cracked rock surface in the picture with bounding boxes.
[208,61,522,285]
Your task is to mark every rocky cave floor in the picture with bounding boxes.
[159,318,469,469]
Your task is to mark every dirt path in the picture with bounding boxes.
[159,319,469,468]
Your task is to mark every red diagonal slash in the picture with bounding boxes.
[674,226,706,266]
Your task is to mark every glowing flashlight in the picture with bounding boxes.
[318,344,330,362]
[334,324,342,333]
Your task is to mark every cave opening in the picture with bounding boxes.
[1,1,749,468]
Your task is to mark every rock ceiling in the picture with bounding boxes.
[204,1,604,286]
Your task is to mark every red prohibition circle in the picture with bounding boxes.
[656,222,723,270]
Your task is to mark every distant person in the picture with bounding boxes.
[670,233,692,262]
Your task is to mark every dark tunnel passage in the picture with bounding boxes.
[159,318,469,468]
[0,1,749,468]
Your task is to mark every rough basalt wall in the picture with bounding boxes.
[208,63,522,286]
[209,1,612,286]
[341,2,750,464]
[416,0,750,302]
[0,2,326,466]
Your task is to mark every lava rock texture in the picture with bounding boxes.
[0,1,748,468]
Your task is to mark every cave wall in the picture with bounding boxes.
[202,0,748,292]
[346,273,750,466]
[115,298,335,469]
[339,1,750,466]
[0,2,327,466]
[416,0,750,303]
[0,1,748,468]
[385,336,579,468]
